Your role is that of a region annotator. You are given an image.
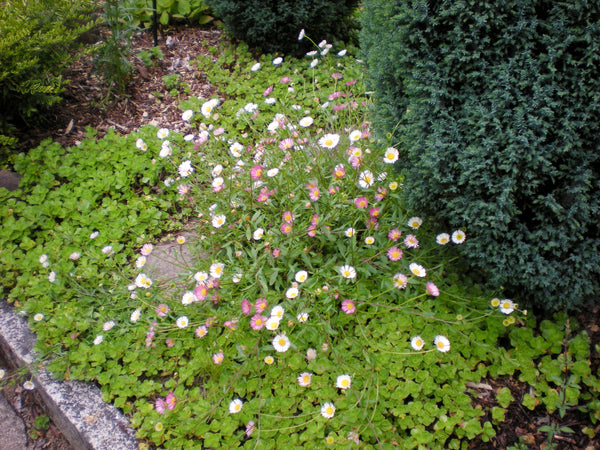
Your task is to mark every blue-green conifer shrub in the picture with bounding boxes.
[205,0,359,55]
[361,0,600,310]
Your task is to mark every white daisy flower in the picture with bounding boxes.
[434,335,450,353]
[244,103,258,113]
[212,214,226,228]
[349,130,362,142]
[181,109,193,121]
[130,309,141,322]
[176,316,189,328]
[339,265,356,279]
[299,116,313,128]
[211,164,223,177]
[358,170,374,189]
[194,271,209,283]
[273,334,291,352]
[159,141,172,158]
[157,128,169,139]
[383,147,399,164]
[436,233,450,245]
[33,313,44,322]
[201,98,219,118]
[321,402,336,419]
[209,262,224,279]
[409,263,426,278]
[182,292,196,305]
[265,317,280,331]
[178,160,194,178]
[297,312,309,323]
[93,335,103,345]
[336,374,352,390]
[272,57,283,65]
[250,62,261,72]
[407,217,422,230]
[500,299,515,315]
[295,270,308,283]
[229,398,243,414]
[286,287,299,299]
[318,133,340,149]
[452,230,466,244]
[253,228,264,240]
[411,336,425,351]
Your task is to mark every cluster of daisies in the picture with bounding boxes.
[228,373,351,423]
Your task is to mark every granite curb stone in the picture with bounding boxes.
[0,300,138,450]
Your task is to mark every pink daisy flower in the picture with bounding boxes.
[272,248,281,258]
[341,299,356,314]
[280,222,293,234]
[263,85,273,96]
[354,197,369,209]
[250,165,263,180]
[309,187,320,201]
[140,243,153,256]
[333,164,346,179]
[212,351,224,364]
[241,299,252,315]
[369,207,380,218]
[404,234,419,249]
[282,211,295,223]
[388,228,402,241]
[165,392,177,411]
[387,246,403,261]
[155,398,166,414]
[155,304,169,317]
[250,314,267,330]
[195,283,208,301]
[279,138,294,150]
[393,273,408,289]
[426,282,440,297]
[255,298,268,313]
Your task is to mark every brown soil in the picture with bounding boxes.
[8,22,600,450]
[14,24,221,153]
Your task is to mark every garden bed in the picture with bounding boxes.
[4,22,600,449]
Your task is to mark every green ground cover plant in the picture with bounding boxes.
[1,29,600,449]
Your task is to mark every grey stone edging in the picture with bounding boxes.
[0,300,138,450]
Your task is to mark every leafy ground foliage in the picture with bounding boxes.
[1,31,600,449]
